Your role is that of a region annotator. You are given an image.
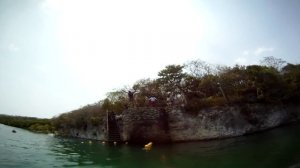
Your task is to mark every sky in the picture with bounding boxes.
[0,0,300,118]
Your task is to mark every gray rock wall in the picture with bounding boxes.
[121,104,300,143]
[57,120,107,141]
[57,104,300,143]
[121,107,170,143]
[68,124,107,140]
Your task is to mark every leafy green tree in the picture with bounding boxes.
[218,65,248,97]
[106,90,127,113]
[158,65,186,95]
[198,74,219,97]
[157,65,187,106]
[0,115,52,133]
[246,65,286,102]
[281,63,300,102]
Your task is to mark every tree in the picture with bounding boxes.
[281,63,300,102]
[158,65,186,94]
[218,65,248,97]
[157,65,187,106]
[246,65,286,102]
[260,56,286,71]
[184,59,214,78]
[198,74,219,97]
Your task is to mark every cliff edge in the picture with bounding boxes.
[56,104,300,143]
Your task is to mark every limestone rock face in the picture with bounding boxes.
[57,104,300,143]
[57,120,107,141]
[121,107,170,143]
[68,124,106,140]
[121,104,299,143]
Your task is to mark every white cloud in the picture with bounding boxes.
[235,47,275,65]
[8,43,19,52]
[234,57,247,65]
[254,47,274,56]
[242,50,249,55]
[41,0,205,90]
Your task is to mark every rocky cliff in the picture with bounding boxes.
[57,104,300,143]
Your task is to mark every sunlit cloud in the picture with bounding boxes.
[8,43,20,52]
[254,47,274,56]
[234,57,247,65]
[235,47,275,65]
[242,50,249,55]
[42,0,205,90]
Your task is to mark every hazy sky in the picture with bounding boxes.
[1,0,299,118]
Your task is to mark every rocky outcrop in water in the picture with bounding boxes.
[57,104,300,143]
[121,107,170,143]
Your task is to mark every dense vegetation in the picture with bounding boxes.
[52,56,300,131]
[52,103,105,131]
[0,114,53,133]
[2,56,298,134]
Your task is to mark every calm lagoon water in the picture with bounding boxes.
[1,123,300,168]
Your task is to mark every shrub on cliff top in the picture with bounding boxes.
[52,57,300,130]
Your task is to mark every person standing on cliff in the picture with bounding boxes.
[149,96,157,107]
[127,89,138,107]
[128,90,134,102]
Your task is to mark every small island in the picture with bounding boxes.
[0,115,52,133]
[1,57,300,144]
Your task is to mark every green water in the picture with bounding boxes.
[1,123,300,168]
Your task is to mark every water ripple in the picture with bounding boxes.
[1,123,300,168]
